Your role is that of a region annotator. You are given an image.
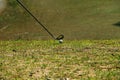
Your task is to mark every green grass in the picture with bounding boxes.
[0,0,120,40]
[0,40,120,79]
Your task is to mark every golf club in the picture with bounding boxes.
[16,0,64,43]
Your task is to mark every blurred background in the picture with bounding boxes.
[0,0,120,40]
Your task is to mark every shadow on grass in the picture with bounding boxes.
[113,22,120,27]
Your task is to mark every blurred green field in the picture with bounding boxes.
[0,40,120,79]
[0,0,120,40]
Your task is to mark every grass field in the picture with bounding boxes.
[0,0,120,40]
[0,40,120,79]
[0,1,120,80]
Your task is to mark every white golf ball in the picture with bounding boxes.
[59,39,63,43]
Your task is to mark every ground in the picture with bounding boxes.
[0,40,120,80]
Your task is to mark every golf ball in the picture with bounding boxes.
[59,39,63,43]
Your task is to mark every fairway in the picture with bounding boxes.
[0,40,120,79]
[0,0,120,40]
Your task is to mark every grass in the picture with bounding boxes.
[0,0,120,40]
[0,40,120,79]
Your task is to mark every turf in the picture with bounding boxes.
[0,40,120,79]
[0,0,120,40]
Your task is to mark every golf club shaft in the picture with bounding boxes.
[16,0,56,39]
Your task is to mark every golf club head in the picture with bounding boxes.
[56,34,64,40]
[56,34,64,43]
